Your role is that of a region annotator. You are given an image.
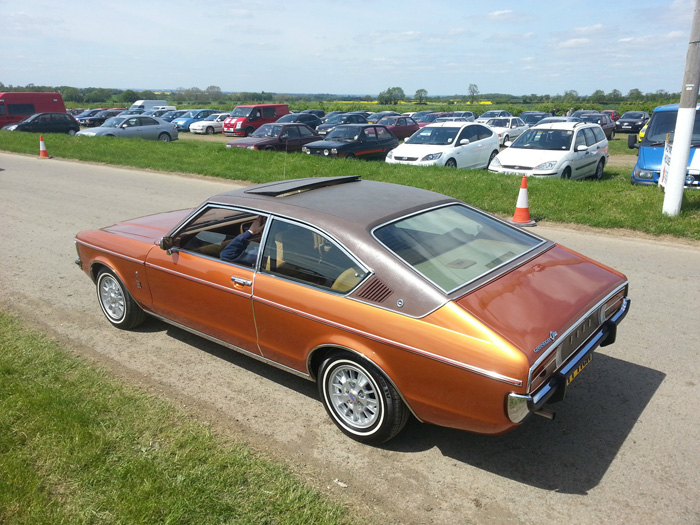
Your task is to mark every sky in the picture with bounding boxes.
[2,0,696,98]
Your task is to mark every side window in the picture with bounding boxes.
[457,126,478,143]
[574,130,587,149]
[263,107,276,118]
[476,125,493,141]
[126,118,139,127]
[364,127,377,140]
[286,126,300,138]
[176,206,263,267]
[298,125,314,137]
[141,117,158,126]
[591,126,606,143]
[261,220,367,293]
[583,127,597,146]
[397,118,406,126]
[376,127,389,138]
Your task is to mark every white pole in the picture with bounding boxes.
[663,0,700,216]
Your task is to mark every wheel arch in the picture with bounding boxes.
[307,343,421,422]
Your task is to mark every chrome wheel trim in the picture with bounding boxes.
[99,274,125,322]
[327,362,381,430]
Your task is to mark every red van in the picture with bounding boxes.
[0,92,67,128]
[223,104,289,137]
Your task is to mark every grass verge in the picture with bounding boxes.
[1,131,698,240]
[0,310,349,524]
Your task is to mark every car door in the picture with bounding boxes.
[251,218,368,371]
[570,127,599,179]
[134,116,159,139]
[452,125,486,168]
[511,118,527,140]
[144,205,264,354]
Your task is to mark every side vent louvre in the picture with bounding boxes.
[356,277,393,303]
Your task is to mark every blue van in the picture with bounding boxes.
[629,103,700,187]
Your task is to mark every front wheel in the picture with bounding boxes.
[205,126,214,135]
[96,269,147,330]
[445,158,457,168]
[345,153,357,160]
[318,352,408,444]
[561,166,572,180]
[158,133,171,142]
[245,127,255,137]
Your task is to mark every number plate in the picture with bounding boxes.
[566,354,592,385]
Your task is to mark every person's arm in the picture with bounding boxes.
[220,230,253,262]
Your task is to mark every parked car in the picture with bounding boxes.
[410,110,437,121]
[484,116,528,145]
[117,110,145,116]
[301,109,325,118]
[386,122,500,169]
[302,124,398,159]
[536,116,583,125]
[571,110,599,118]
[452,111,477,121]
[78,109,124,127]
[275,112,322,129]
[316,113,368,136]
[476,110,513,123]
[376,115,420,139]
[602,109,621,122]
[189,113,229,135]
[226,123,319,151]
[615,111,650,133]
[74,109,106,122]
[223,104,290,137]
[2,112,80,134]
[74,175,630,444]
[579,113,616,139]
[172,109,219,132]
[489,121,609,180]
[628,103,700,187]
[519,111,550,127]
[75,116,178,141]
[159,110,188,122]
[319,111,345,123]
[141,109,172,118]
[366,111,400,124]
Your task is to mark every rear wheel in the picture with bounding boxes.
[158,133,171,142]
[487,150,498,168]
[318,352,408,444]
[594,159,605,180]
[445,158,457,168]
[96,269,147,329]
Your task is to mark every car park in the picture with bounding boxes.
[476,110,512,123]
[172,109,219,132]
[628,103,700,187]
[189,113,229,135]
[74,175,630,444]
[489,121,609,180]
[226,123,319,151]
[302,124,398,159]
[484,116,528,145]
[76,116,178,141]
[275,112,322,129]
[376,115,420,140]
[2,111,80,134]
[615,111,650,133]
[223,104,290,137]
[579,113,616,139]
[315,113,368,136]
[386,122,499,169]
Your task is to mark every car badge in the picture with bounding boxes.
[534,331,558,353]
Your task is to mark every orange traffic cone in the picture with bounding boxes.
[39,135,50,159]
[509,175,536,227]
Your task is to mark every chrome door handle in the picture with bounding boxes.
[231,276,252,287]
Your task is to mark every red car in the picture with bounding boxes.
[75,176,630,444]
[377,116,420,140]
[602,109,620,122]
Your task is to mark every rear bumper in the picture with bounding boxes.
[507,297,631,423]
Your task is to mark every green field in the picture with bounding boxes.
[1,131,698,240]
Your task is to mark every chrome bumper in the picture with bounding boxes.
[507,297,631,423]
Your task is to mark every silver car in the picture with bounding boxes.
[76,116,179,142]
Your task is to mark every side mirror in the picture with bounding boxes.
[159,236,173,250]
[628,135,639,149]
[576,144,588,152]
[280,133,288,140]
[459,139,470,146]
[504,140,513,147]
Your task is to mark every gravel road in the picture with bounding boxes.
[1,152,698,524]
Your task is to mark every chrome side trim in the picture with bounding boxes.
[143,261,252,299]
[255,294,523,386]
[146,311,312,380]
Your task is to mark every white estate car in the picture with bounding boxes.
[189,113,229,135]
[484,116,528,146]
[475,110,512,123]
[488,121,609,180]
[385,122,500,169]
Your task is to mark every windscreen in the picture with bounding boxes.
[643,110,700,144]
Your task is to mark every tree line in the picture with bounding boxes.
[0,81,682,108]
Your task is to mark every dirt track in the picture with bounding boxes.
[0,152,697,524]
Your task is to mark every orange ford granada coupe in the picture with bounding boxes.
[75,176,630,444]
